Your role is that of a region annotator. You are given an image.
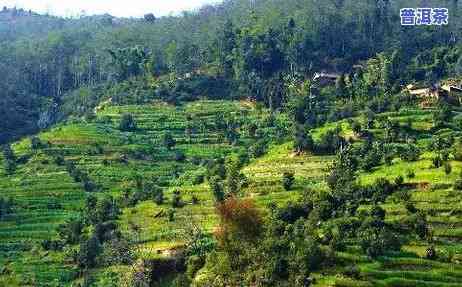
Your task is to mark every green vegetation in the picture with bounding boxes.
[1,0,462,286]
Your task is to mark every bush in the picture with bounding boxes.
[172,190,184,208]
[77,236,101,269]
[83,179,97,192]
[210,177,225,202]
[31,136,43,150]
[343,265,361,279]
[282,172,295,191]
[444,162,452,175]
[406,169,415,179]
[405,202,418,213]
[41,239,64,251]
[426,245,437,260]
[394,175,404,186]
[186,255,205,280]
[54,155,65,166]
[250,140,267,158]
[399,144,421,162]
[119,113,137,131]
[432,156,443,168]
[154,189,164,205]
[162,132,176,150]
[361,150,382,171]
[352,121,362,135]
[174,150,186,162]
[167,209,175,221]
[384,153,394,166]
[454,179,462,190]
[191,195,199,205]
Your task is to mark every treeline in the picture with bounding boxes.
[1,0,462,143]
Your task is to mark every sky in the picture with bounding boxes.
[1,0,223,18]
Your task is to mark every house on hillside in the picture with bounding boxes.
[312,72,340,86]
[404,83,462,107]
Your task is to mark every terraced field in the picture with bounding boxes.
[2,102,462,286]
[0,100,289,286]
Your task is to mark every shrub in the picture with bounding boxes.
[162,132,176,150]
[210,177,225,202]
[167,209,175,221]
[432,156,443,168]
[153,189,164,205]
[352,121,362,135]
[250,140,267,158]
[454,150,462,161]
[361,151,382,171]
[413,212,430,240]
[119,113,137,131]
[399,144,421,162]
[454,179,462,190]
[444,162,452,175]
[216,197,263,242]
[41,239,64,251]
[191,195,199,205]
[426,245,437,260]
[172,190,184,208]
[395,189,411,202]
[77,236,101,269]
[192,173,205,185]
[384,153,394,166]
[405,202,418,213]
[54,155,65,166]
[83,180,97,192]
[394,175,404,186]
[282,172,295,191]
[294,126,314,153]
[0,197,14,219]
[174,150,186,162]
[343,265,361,279]
[186,256,205,280]
[406,169,415,179]
[31,136,43,150]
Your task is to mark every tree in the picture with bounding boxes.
[77,235,101,269]
[216,197,262,244]
[162,132,176,150]
[433,103,452,128]
[282,172,295,191]
[0,197,14,220]
[2,144,16,174]
[119,113,137,131]
[352,121,362,135]
[153,188,164,205]
[144,13,156,22]
[210,176,225,202]
[172,190,184,208]
[294,125,314,154]
[58,218,84,245]
[225,157,240,195]
[444,162,452,175]
[31,136,43,149]
[107,46,151,80]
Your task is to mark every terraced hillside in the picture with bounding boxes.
[0,100,290,286]
[221,108,462,287]
[2,101,462,286]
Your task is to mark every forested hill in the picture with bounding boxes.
[1,0,462,144]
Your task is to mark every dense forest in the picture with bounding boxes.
[2,0,461,143]
[2,0,462,286]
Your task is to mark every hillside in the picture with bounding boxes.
[2,98,462,286]
[0,100,289,286]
